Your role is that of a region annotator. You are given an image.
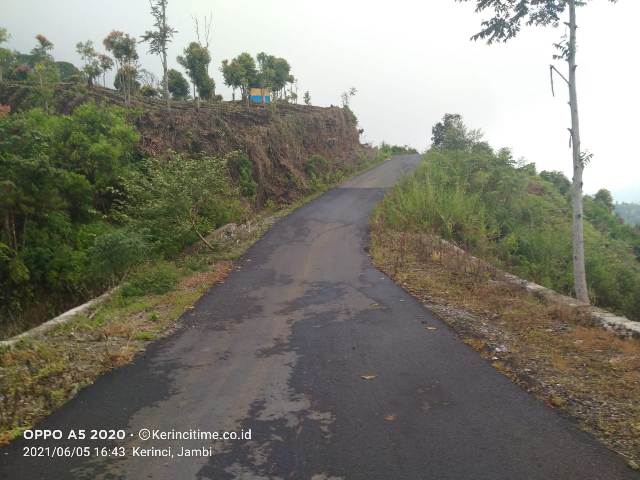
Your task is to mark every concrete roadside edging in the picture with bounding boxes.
[0,289,116,349]
[439,237,640,339]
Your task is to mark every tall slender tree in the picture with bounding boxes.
[142,0,177,110]
[457,0,619,303]
[75,40,101,86]
[97,54,114,87]
[0,27,13,83]
[103,31,138,106]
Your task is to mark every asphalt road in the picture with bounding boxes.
[1,154,637,479]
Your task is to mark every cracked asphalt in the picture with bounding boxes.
[1,154,637,479]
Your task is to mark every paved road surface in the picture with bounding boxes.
[1,155,636,479]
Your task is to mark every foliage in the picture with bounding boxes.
[75,41,102,86]
[120,152,245,256]
[220,52,257,100]
[303,90,311,105]
[379,142,418,155]
[103,31,139,105]
[120,262,179,297]
[375,114,640,320]
[167,68,189,100]
[97,54,114,87]
[177,42,214,100]
[340,87,357,108]
[256,53,293,100]
[0,27,13,83]
[227,151,257,198]
[456,0,617,44]
[141,0,177,103]
[0,104,141,329]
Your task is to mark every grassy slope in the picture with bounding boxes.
[373,148,640,320]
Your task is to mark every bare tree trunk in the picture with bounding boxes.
[161,1,170,111]
[568,0,588,303]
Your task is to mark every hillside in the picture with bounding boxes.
[0,82,364,204]
[0,83,372,338]
[373,115,640,321]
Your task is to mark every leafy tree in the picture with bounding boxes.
[431,113,482,151]
[177,42,214,102]
[594,188,614,213]
[141,0,177,110]
[303,90,311,106]
[457,0,620,303]
[97,54,114,87]
[27,36,59,113]
[167,68,189,100]
[256,53,293,100]
[103,31,139,106]
[30,34,53,62]
[221,52,257,101]
[75,40,101,86]
[0,27,14,83]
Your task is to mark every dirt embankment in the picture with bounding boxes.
[0,83,366,203]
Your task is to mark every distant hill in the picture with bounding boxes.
[616,203,640,226]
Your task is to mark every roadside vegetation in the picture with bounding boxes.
[0,90,388,440]
[370,114,640,467]
[374,114,640,321]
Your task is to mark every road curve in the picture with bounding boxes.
[1,154,636,479]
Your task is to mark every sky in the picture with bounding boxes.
[3,0,639,202]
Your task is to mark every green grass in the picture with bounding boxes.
[374,147,640,320]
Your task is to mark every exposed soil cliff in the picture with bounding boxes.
[0,83,366,203]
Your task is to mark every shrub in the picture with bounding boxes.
[120,263,180,298]
[227,151,257,198]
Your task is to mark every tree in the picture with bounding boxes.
[221,52,257,101]
[255,53,293,100]
[103,31,139,106]
[457,0,618,303]
[431,113,482,151]
[75,40,101,86]
[177,42,214,102]
[340,87,357,108]
[30,34,53,62]
[303,90,311,105]
[167,68,189,100]
[594,188,614,213]
[141,0,177,110]
[0,27,14,83]
[97,54,114,87]
[28,35,58,113]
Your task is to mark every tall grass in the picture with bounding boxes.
[374,147,640,320]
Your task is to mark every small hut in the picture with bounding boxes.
[249,87,271,104]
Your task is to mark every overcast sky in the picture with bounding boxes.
[3,0,639,201]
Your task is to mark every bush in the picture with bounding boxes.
[227,151,257,198]
[120,263,180,298]
[121,152,246,256]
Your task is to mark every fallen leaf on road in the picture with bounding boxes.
[425,326,437,331]
[360,374,377,380]
[384,414,396,421]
